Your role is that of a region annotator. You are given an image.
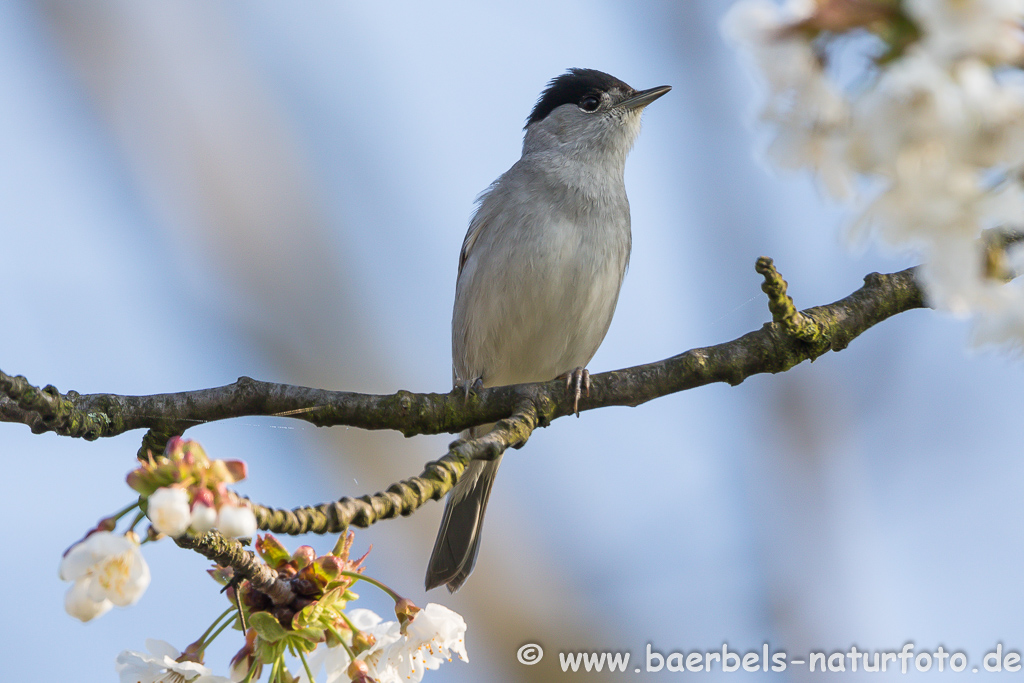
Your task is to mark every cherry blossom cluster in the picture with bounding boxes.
[222,533,468,683]
[58,437,469,682]
[109,533,467,683]
[59,438,257,623]
[724,0,1024,346]
[129,436,258,539]
[310,603,469,683]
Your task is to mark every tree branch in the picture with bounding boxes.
[252,401,539,535]
[1,258,928,556]
[173,531,295,605]
[0,260,925,445]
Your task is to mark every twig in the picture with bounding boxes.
[252,402,539,534]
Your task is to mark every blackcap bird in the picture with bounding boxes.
[426,68,670,592]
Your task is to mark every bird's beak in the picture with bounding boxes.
[617,85,672,111]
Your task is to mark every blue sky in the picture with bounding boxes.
[2,1,1022,681]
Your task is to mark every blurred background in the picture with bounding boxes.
[2,1,1022,680]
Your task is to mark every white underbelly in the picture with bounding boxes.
[453,218,628,388]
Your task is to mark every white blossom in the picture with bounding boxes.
[905,0,1024,64]
[59,531,150,621]
[189,502,217,534]
[722,0,816,93]
[216,503,257,538]
[64,575,112,622]
[116,639,231,683]
[724,0,1024,346]
[971,284,1024,347]
[147,487,192,538]
[723,0,854,198]
[316,605,468,683]
[390,603,469,679]
[313,608,402,683]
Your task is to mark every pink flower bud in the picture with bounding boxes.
[395,597,421,625]
[292,545,316,569]
[221,459,248,483]
[193,488,215,508]
[347,659,371,681]
[165,436,186,457]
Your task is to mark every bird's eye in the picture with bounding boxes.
[579,95,600,112]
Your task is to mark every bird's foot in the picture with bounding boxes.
[563,367,590,417]
[455,376,484,402]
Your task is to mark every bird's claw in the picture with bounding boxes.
[457,376,485,402]
[565,367,590,417]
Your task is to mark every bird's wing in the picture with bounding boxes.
[459,175,508,278]
[458,212,487,278]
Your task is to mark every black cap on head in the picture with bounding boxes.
[525,68,633,129]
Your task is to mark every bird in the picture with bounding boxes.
[425,68,670,592]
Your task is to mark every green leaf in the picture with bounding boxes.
[285,628,324,649]
[255,535,291,568]
[256,637,286,664]
[126,465,180,497]
[294,586,349,630]
[250,612,289,643]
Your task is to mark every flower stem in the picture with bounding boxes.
[194,607,236,653]
[327,624,357,662]
[200,610,237,655]
[339,571,400,601]
[298,649,317,683]
[107,500,141,524]
[127,510,147,534]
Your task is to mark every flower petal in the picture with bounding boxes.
[64,578,112,622]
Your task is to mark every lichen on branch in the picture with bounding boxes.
[174,531,294,605]
[252,402,539,535]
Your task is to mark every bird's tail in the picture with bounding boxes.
[425,432,501,592]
